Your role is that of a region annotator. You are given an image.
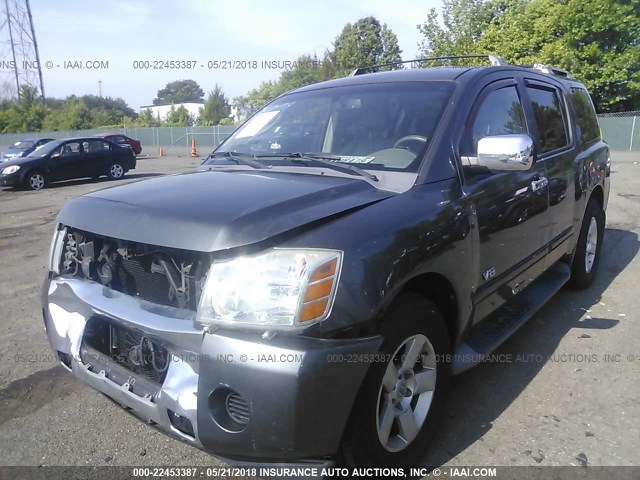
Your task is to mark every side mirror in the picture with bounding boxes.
[477,134,534,172]
[51,152,61,159]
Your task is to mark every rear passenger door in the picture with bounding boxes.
[522,79,576,268]
[82,139,111,176]
[460,79,550,322]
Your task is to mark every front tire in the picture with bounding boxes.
[24,171,46,191]
[107,163,125,180]
[568,199,605,289]
[341,293,450,466]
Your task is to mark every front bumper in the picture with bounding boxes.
[43,276,382,462]
[0,172,20,186]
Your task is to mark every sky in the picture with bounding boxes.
[2,0,442,110]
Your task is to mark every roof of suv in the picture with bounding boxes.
[292,62,581,94]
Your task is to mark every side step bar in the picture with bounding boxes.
[452,262,571,375]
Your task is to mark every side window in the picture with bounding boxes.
[569,87,600,144]
[83,139,110,152]
[526,86,569,154]
[463,85,527,156]
[60,142,83,157]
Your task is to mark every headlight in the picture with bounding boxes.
[197,248,343,330]
[48,226,66,274]
[1,165,20,174]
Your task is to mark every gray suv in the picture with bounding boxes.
[43,55,609,467]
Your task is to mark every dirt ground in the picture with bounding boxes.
[0,152,639,471]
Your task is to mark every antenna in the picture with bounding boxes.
[0,0,45,103]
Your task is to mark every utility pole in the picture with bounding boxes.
[99,79,102,97]
[0,0,45,103]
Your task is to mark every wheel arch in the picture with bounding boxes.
[589,184,604,210]
[401,272,459,351]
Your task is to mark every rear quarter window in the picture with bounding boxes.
[569,87,600,144]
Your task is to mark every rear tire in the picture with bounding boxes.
[24,171,46,191]
[107,163,125,180]
[568,199,605,289]
[340,293,450,467]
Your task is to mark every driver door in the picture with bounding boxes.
[48,141,86,181]
[460,80,550,322]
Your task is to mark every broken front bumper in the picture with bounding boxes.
[42,276,382,462]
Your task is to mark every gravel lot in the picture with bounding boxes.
[1,151,639,470]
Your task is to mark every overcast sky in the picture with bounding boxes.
[18,0,441,110]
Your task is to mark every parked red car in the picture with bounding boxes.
[93,134,142,155]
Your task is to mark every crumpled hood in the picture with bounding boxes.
[57,169,394,252]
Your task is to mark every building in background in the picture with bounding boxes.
[138,102,204,122]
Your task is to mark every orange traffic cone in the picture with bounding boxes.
[190,138,198,157]
[158,147,164,157]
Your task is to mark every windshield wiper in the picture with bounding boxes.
[206,151,267,170]
[256,152,378,182]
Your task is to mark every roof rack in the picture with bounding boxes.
[349,54,507,76]
[531,63,575,79]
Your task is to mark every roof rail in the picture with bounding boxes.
[349,54,507,76]
[532,63,575,79]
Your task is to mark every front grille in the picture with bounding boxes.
[83,316,170,385]
[59,228,209,311]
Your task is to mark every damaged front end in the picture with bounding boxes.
[44,224,209,445]
[59,227,210,311]
[43,223,381,463]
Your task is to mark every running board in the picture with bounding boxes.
[452,262,571,375]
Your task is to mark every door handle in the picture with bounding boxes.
[531,176,548,192]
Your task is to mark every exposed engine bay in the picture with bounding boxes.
[58,228,210,311]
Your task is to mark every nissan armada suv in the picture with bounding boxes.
[43,55,610,467]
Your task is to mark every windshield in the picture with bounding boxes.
[27,139,64,157]
[215,82,454,172]
[13,140,35,149]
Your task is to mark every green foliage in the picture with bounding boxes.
[0,85,47,132]
[1,88,138,133]
[233,18,403,118]
[135,108,162,127]
[153,79,205,105]
[199,84,231,126]
[418,0,640,111]
[164,105,195,126]
[333,16,403,75]
[234,54,332,118]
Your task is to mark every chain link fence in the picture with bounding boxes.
[597,111,639,151]
[0,126,237,156]
[0,114,638,153]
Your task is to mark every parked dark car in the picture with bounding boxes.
[93,133,142,155]
[43,56,609,467]
[0,137,136,190]
[0,138,54,162]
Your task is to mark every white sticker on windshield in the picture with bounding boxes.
[338,156,375,163]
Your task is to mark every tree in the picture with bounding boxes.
[418,0,521,64]
[477,0,640,112]
[199,84,231,125]
[153,80,205,105]
[234,54,331,118]
[417,0,640,111]
[233,19,403,118]
[164,105,194,126]
[137,108,161,127]
[11,85,46,132]
[333,17,403,75]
